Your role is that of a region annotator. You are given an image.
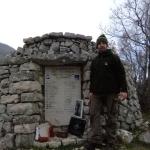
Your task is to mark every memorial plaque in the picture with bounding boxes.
[45,66,81,126]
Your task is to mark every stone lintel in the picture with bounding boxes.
[31,58,86,66]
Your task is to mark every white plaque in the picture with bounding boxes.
[45,66,81,126]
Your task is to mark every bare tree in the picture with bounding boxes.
[102,0,150,110]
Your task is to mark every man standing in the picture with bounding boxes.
[84,34,128,150]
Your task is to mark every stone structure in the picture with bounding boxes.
[0,32,143,149]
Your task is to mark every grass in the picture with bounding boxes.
[123,141,150,150]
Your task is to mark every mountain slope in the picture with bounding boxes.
[0,42,15,57]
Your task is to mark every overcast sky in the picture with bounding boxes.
[0,0,122,49]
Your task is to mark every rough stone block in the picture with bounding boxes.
[33,139,61,148]
[82,82,90,90]
[139,131,150,144]
[0,94,19,104]
[14,123,38,134]
[83,70,90,81]
[21,92,43,102]
[15,134,35,148]
[3,122,12,133]
[64,40,73,47]
[83,90,89,99]
[116,129,133,144]
[0,114,13,122]
[0,78,9,88]
[80,42,88,50]
[0,69,9,75]
[0,87,9,95]
[20,62,41,71]
[9,81,41,94]
[13,115,41,125]
[76,138,86,145]
[10,71,38,82]
[71,44,80,54]
[7,103,40,115]
[0,133,14,149]
[84,99,90,106]
[43,39,52,46]
[0,105,6,114]
[50,42,60,53]
[83,106,89,115]
[61,137,76,146]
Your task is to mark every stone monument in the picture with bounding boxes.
[0,32,142,149]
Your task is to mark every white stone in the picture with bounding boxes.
[61,138,76,146]
[139,131,150,144]
[76,138,86,145]
[33,140,61,148]
[116,129,133,144]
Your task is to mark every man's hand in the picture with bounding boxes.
[118,92,128,101]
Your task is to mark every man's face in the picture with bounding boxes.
[97,42,108,52]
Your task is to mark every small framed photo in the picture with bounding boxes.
[74,100,83,118]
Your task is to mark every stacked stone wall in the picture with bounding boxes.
[0,62,44,149]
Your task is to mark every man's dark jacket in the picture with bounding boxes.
[89,49,127,95]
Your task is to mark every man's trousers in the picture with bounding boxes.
[87,94,119,146]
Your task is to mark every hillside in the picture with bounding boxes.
[0,42,15,57]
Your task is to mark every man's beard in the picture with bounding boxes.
[98,47,107,53]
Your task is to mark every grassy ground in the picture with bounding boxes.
[125,142,150,150]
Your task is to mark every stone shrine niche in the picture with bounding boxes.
[45,66,81,126]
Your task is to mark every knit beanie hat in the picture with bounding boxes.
[96,34,108,48]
